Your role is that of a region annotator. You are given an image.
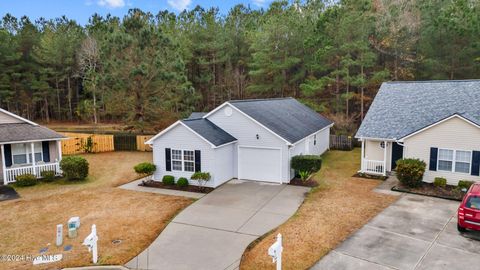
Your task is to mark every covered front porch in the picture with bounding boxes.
[359,138,403,176]
[0,140,63,184]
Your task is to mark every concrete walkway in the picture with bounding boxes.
[125,179,310,270]
[119,179,205,199]
[312,194,480,270]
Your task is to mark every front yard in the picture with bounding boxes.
[240,149,398,270]
[0,152,192,270]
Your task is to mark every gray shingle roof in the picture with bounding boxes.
[182,118,237,146]
[0,123,66,144]
[229,98,333,144]
[356,80,480,140]
[187,112,207,120]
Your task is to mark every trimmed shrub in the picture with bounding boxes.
[396,158,426,188]
[433,177,447,188]
[177,177,189,188]
[60,156,89,181]
[134,162,156,177]
[291,155,322,174]
[15,174,37,187]
[40,170,56,182]
[191,172,211,189]
[162,175,175,185]
[458,180,475,190]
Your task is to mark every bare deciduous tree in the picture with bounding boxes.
[77,35,100,124]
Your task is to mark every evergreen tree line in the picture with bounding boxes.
[0,0,479,132]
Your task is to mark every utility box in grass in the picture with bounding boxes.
[67,217,80,239]
[68,217,80,230]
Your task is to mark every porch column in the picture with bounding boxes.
[57,140,62,174]
[31,142,36,177]
[360,139,365,172]
[1,145,6,184]
[383,141,387,176]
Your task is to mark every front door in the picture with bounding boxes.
[391,142,403,170]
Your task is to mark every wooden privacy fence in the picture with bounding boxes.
[60,132,153,155]
[330,135,355,151]
[137,135,154,151]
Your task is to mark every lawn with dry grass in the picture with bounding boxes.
[0,152,192,270]
[240,149,398,270]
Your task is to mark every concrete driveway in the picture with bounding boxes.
[313,194,480,270]
[126,179,309,270]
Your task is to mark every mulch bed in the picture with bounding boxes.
[353,172,388,180]
[392,182,466,201]
[289,178,318,187]
[140,180,214,194]
[0,185,20,201]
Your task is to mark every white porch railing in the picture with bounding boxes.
[4,162,61,184]
[361,159,385,175]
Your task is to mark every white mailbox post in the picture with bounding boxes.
[268,233,283,270]
[82,224,99,264]
[56,224,63,246]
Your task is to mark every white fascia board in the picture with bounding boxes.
[291,123,334,146]
[355,136,396,141]
[0,138,66,145]
[214,140,238,149]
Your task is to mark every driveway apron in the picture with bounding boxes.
[312,194,480,270]
[126,179,309,270]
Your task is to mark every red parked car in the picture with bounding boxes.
[458,183,480,232]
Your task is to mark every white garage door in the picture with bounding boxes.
[238,146,282,183]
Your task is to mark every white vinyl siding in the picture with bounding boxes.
[151,124,221,188]
[207,103,291,182]
[0,111,24,124]
[403,116,480,185]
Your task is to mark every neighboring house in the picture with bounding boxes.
[0,108,66,184]
[356,80,480,185]
[146,98,333,188]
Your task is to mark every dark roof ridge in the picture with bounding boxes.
[228,97,294,103]
[384,79,480,84]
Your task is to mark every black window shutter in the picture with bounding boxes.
[4,144,12,167]
[195,150,201,172]
[429,147,438,171]
[471,151,480,176]
[165,148,171,171]
[42,141,50,162]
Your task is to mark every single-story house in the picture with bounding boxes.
[146,98,333,187]
[356,80,480,185]
[0,108,66,184]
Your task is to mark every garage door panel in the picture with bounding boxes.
[239,147,281,182]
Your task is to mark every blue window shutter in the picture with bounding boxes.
[165,148,171,171]
[194,150,201,172]
[471,151,480,176]
[4,144,12,167]
[429,147,438,171]
[42,141,50,162]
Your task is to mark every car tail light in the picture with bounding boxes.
[459,207,465,220]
